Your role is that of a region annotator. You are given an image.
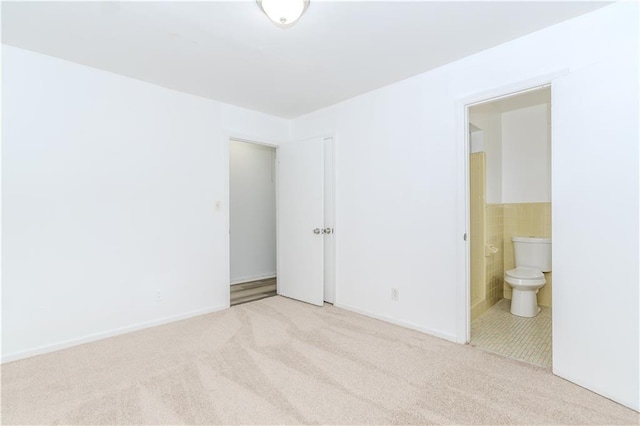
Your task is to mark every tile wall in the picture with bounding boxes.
[470,156,552,316]
[469,153,486,320]
[485,204,504,307]
[503,202,552,307]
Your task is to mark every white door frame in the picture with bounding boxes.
[224,133,280,307]
[455,71,567,344]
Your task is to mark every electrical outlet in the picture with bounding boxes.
[391,288,399,301]
[155,290,162,302]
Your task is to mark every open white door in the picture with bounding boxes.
[552,56,639,410]
[277,138,325,306]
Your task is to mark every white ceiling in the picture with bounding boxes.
[2,1,608,118]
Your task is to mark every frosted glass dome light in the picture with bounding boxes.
[258,0,309,28]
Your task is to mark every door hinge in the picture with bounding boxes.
[463,233,468,241]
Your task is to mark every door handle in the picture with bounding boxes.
[313,228,321,234]
[322,228,333,234]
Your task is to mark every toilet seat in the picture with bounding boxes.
[505,266,546,286]
[505,266,546,317]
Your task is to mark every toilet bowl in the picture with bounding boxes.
[505,266,546,317]
[505,236,551,318]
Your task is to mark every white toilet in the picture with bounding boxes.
[505,236,552,317]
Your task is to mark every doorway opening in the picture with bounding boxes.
[466,86,553,368]
[229,139,277,306]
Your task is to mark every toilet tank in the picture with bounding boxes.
[512,237,552,272]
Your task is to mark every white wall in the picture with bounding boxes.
[1,45,290,361]
[229,141,276,284]
[502,104,551,203]
[469,129,483,154]
[3,2,638,411]
[470,101,551,204]
[221,103,291,144]
[292,3,638,410]
[468,111,502,204]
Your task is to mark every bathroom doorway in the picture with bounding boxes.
[229,139,277,306]
[466,86,553,367]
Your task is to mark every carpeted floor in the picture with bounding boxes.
[1,296,638,425]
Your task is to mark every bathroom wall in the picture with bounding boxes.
[501,101,552,306]
[468,112,502,204]
[503,203,552,306]
[469,153,486,320]
[469,152,504,321]
[470,127,483,153]
[485,204,504,307]
[502,104,551,204]
[470,90,552,309]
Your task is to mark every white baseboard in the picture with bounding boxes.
[334,302,458,343]
[553,367,640,412]
[230,273,276,285]
[1,304,227,364]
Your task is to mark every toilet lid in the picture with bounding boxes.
[505,266,544,279]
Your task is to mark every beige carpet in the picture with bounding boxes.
[1,296,637,425]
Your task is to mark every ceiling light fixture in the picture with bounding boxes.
[257,0,309,28]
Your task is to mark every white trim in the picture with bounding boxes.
[454,87,471,344]
[292,133,337,144]
[455,70,569,346]
[334,303,457,343]
[323,136,337,304]
[229,135,280,148]
[457,70,568,108]
[465,84,551,108]
[553,367,640,412]
[331,133,339,306]
[1,304,227,364]
[226,131,282,148]
[225,131,284,302]
[230,273,277,285]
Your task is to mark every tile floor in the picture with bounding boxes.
[470,298,552,368]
